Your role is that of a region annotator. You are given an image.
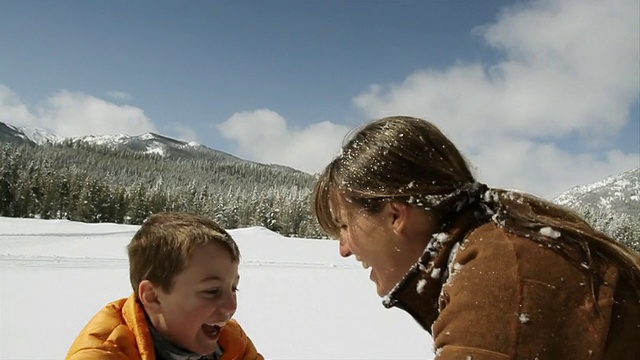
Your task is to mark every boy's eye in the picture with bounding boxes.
[202,286,239,297]
[204,289,219,296]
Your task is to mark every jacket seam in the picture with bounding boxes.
[506,233,522,359]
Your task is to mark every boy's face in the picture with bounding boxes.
[153,243,239,355]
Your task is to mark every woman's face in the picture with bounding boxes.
[331,195,434,296]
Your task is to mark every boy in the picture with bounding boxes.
[66,212,263,360]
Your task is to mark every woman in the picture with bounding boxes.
[313,116,640,359]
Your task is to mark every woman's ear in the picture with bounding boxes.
[387,202,410,233]
[138,280,162,315]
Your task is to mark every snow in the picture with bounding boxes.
[78,134,129,146]
[0,217,433,360]
[145,145,165,156]
[416,279,427,294]
[433,232,450,243]
[18,126,63,145]
[539,226,561,239]
[553,167,639,207]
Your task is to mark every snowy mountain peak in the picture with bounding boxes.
[138,133,156,141]
[75,134,130,146]
[1,123,62,145]
[21,127,64,145]
[552,166,639,251]
[0,120,240,163]
[71,133,172,157]
[553,167,640,210]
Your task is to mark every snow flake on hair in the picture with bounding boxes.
[539,226,561,239]
[503,191,525,204]
[483,189,500,203]
[490,212,506,227]
[407,193,448,209]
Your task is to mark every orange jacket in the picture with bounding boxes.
[66,294,263,360]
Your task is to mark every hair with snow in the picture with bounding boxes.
[313,116,639,293]
[127,212,240,295]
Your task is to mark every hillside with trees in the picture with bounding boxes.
[1,120,638,247]
[553,167,640,252]
[0,142,323,238]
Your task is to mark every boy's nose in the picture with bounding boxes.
[219,293,237,316]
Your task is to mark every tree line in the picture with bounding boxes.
[0,142,325,238]
[580,206,640,252]
[1,141,637,250]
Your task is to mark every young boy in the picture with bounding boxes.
[66,212,263,360]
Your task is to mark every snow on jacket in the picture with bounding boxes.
[384,213,640,360]
[66,294,263,360]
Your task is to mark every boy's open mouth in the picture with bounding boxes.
[201,323,223,340]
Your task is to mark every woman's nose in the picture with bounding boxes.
[339,238,352,257]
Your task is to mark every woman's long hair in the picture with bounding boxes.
[313,116,640,294]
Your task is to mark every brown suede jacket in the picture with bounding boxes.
[384,219,640,359]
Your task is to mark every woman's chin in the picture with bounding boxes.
[371,269,389,296]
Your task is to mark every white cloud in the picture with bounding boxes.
[38,90,157,137]
[0,85,38,127]
[217,109,350,174]
[352,0,639,198]
[469,136,639,198]
[0,85,159,138]
[170,123,200,143]
[106,91,132,102]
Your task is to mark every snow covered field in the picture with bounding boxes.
[0,216,433,359]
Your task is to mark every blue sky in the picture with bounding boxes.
[1,0,638,198]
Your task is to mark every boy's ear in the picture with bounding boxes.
[138,280,162,315]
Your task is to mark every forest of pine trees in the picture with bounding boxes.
[1,141,637,250]
[580,206,640,252]
[0,142,325,238]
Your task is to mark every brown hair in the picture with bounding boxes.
[313,116,639,288]
[127,212,240,295]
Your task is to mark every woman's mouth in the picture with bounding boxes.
[355,256,371,269]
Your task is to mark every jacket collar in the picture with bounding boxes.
[149,324,223,360]
[382,211,479,333]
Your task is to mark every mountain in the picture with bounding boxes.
[0,122,37,146]
[553,167,639,214]
[20,126,64,145]
[1,120,636,243]
[553,166,640,251]
[0,121,251,164]
[64,132,245,163]
[0,120,320,237]
[0,122,66,146]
